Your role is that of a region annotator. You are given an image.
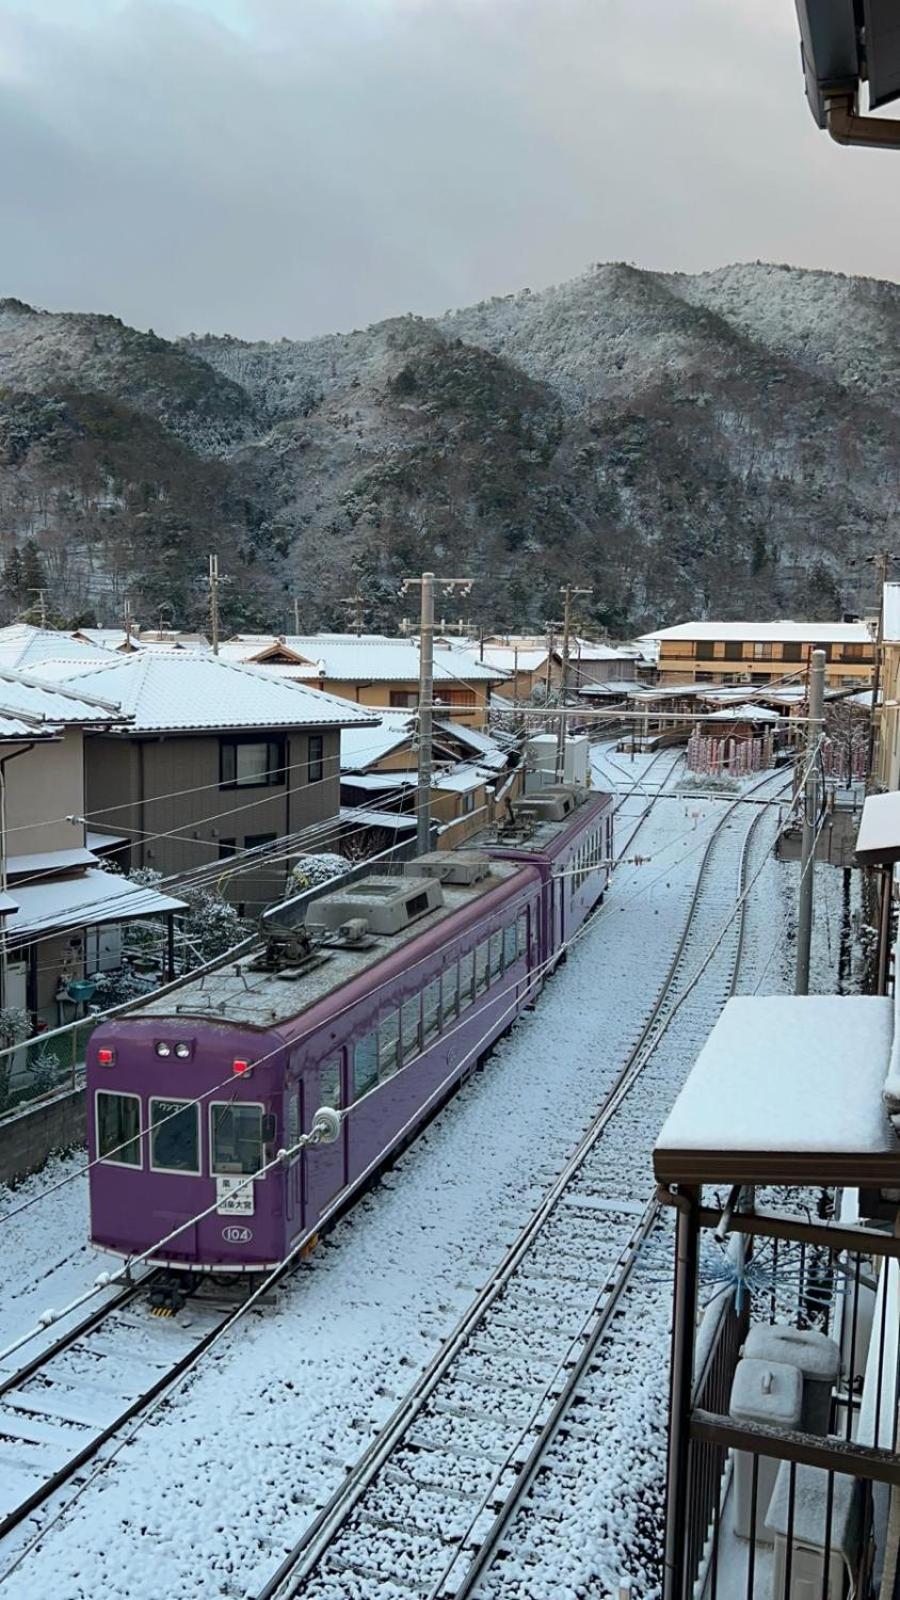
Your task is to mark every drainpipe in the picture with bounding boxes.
[826,94,900,150]
[0,744,35,1010]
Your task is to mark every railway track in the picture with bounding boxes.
[0,752,683,1568]
[253,769,788,1600]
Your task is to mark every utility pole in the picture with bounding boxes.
[555,582,592,779]
[208,554,221,656]
[30,589,47,629]
[865,549,896,791]
[544,624,558,704]
[401,571,473,855]
[340,592,366,636]
[293,597,301,635]
[795,648,826,995]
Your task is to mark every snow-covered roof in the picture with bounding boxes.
[644,619,873,645]
[25,653,377,734]
[883,583,900,645]
[433,762,489,794]
[340,712,415,771]
[339,805,417,832]
[0,665,123,727]
[6,867,186,940]
[71,628,140,651]
[434,718,509,770]
[572,638,632,661]
[222,634,507,683]
[704,702,782,723]
[855,792,900,866]
[654,995,896,1186]
[341,771,417,793]
[478,646,550,673]
[578,680,645,698]
[7,846,100,878]
[0,625,115,671]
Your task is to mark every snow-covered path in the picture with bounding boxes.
[0,752,843,1598]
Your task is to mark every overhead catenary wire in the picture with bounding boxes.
[0,763,796,1589]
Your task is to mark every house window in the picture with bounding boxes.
[435,688,476,706]
[843,643,868,662]
[308,734,324,784]
[389,691,419,708]
[220,738,286,789]
[461,792,477,815]
[752,642,773,660]
[245,833,277,852]
[782,642,803,663]
[696,640,717,660]
[723,641,743,662]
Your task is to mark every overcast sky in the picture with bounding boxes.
[0,0,896,341]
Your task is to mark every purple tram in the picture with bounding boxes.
[86,786,613,1274]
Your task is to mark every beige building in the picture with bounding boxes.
[645,619,874,689]
[876,584,900,791]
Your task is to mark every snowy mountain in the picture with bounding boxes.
[0,262,896,633]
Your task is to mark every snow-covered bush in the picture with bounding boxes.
[176,885,252,971]
[89,966,159,1009]
[289,852,349,893]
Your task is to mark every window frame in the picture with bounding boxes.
[422,978,441,1044]
[95,1089,142,1169]
[503,923,518,967]
[353,1033,379,1100]
[308,733,324,784]
[209,1100,266,1178]
[475,940,489,995]
[219,736,287,791]
[401,994,421,1062]
[441,964,459,1025]
[378,1010,400,1080]
[459,948,475,1007]
[149,1096,201,1176]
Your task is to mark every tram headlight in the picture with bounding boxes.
[155,1041,172,1058]
[174,1042,191,1059]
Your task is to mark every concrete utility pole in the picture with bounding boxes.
[865,548,897,791]
[795,648,826,995]
[555,583,592,780]
[208,554,221,656]
[401,571,473,855]
[293,597,301,635]
[30,589,47,629]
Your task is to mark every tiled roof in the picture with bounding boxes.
[644,620,873,644]
[340,712,416,771]
[225,634,508,683]
[0,665,123,727]
[26,652,378,734]
[0,625,115,671]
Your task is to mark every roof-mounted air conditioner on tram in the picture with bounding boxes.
[403,851,491,886]
[516,792,572,822]
[307,874,444,936]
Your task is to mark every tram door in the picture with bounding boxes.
[300,1052,346,1232]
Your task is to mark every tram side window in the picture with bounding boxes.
[475,940,489,994]
[149,1097,199,1174]
[459,949,475,1007]
[210,1103,263,1175]
[423,979,441,1044]
[319,1056,342,1110]
[504,923,517,967]
[378,1011,399,1079]
[286,1089,300,1148]
[517,912,528,958]
[489,930,503,980]
[353,1033,378,1099]
[402,994,421,1062]
[96,1090,141,1167]
[441,965,459,1025]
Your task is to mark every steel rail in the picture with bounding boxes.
[254,767,784,1600]
[441,776,783,1599]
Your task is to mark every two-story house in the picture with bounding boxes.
[28,652,377,916]
[216,634,507,730]
[0,666,185,1030]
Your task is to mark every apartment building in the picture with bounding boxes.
[645,619,874,688]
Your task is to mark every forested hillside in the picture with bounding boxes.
[0,261,895,634]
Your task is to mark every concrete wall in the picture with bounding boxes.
[0,1084,85,1187]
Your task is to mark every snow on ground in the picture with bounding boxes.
[0,747,852,1599]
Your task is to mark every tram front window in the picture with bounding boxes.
[150,1098,200,1174]
[211,1102,264,1175]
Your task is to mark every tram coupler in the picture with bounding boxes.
[148,1272,193,1317]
